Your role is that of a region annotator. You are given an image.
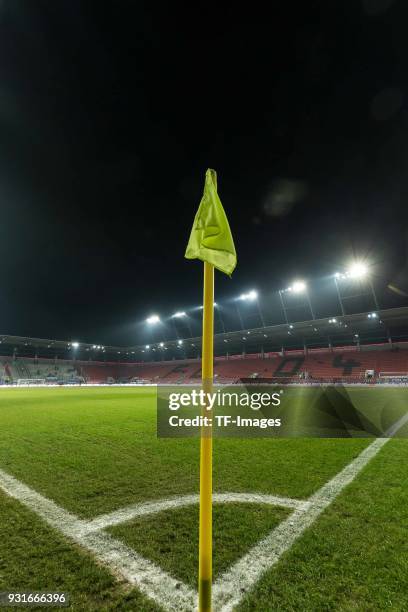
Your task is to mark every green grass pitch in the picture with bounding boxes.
[0,386,407,610]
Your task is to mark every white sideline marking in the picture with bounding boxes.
[85,492,309,533]
[1,411,406,612]
[212,406,408,612]
[0,469,88,536]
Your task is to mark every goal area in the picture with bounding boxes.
[17,378,47,386]
[378,372,408,383]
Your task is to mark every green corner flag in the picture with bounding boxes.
[185,168,237,275]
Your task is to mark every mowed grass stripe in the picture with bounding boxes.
[0,387,406,610]
[0,387,372,517]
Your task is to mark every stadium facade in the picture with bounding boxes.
[1,307,408,385]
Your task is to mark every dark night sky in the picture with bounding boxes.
[0,0,408,346]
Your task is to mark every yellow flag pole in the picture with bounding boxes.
[199,260,214,612]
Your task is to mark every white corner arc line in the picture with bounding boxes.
[85,492,308,533]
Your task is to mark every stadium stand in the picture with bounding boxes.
[1,343,408,385]
[0,358,82,384]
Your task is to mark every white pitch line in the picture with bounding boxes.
[0,468,196,611]
[212,437,396,611]
[79,530,196,611]
[1,410,407,612]
[0,468,88,537]
[85,492,308,533]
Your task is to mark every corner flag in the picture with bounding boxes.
[185,168,237,275]
[185,169,236,612]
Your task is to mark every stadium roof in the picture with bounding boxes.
[1,306,408,361]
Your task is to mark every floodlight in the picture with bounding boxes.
[159,342,164,347]
[347,262,368,279]
[178,339,183,345]
[71,342,79,349]
[291,280,306,293]
[173,311,186,318]
[240,290,258,301]
[146,314,160,324]
[145,344,150,349]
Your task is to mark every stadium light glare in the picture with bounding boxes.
[159,342,164,347]
[146,314,160,324]
[291,280,307,293]
[346,262,368,279]
[240,290,258,301]
[145,344,150,349]
[71,342,79,349]
[173,311,187,318]
[178,339,183,345]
